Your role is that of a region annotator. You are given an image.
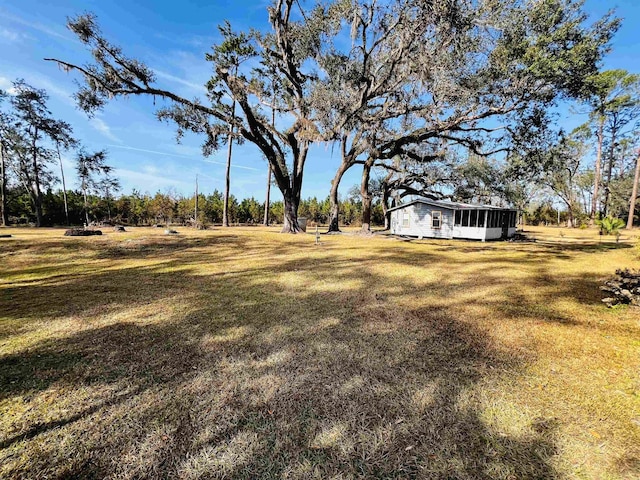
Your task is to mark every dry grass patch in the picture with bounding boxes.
[0,225,638,479]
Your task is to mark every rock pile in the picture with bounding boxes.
[601,269,640,307]
[64,229,102,236]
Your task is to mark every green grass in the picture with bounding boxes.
[0,225,639,479]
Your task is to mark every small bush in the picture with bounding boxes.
[596,216,625,236]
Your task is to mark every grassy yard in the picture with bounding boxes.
[0,225,639,479]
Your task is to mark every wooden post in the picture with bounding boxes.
[315,225,320,245]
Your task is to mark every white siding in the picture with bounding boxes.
[452,226,487,240]
[484,228,503,240]
[390,204,454,239]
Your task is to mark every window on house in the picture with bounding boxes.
[402,210,410,227]
[470,210,478,227]
[511,211,517,227]
[454,210,461,226]
[478,210,485,227]
[432,211,442,229]
[487,211,492,228]
[462,210,469,227]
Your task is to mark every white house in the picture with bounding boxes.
[388,198,517,241]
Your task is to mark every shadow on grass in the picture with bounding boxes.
[0,232,617,478]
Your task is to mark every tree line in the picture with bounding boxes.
[2,185,382,227]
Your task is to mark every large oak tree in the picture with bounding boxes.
[314,0,619,232]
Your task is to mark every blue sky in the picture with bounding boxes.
[1,0,639,202]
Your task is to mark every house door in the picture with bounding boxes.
[501,212,508,239]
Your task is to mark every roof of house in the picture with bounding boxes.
[387,198,516,213]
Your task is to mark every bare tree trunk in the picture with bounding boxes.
[82,184,90,226]
[31,128,43,227]
[56,143,69,225]
[263,166,271,226]
[222,101,236,228]
[281,191,301,233]
[619,142,627,178]
[0,142,7,227]
[381,169,395,230]
[106,188,112,221]
[603,129,618,217]
[327,161,350,233]
[567,206,574,228]
[627,150,640,230]
[382,187,391,230]
[360,158,375,233]
[590,119,604,225]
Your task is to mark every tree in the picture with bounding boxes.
[8,80,64,226]
[75,149,118,225]
[317,0,620,232]
[540,133,589,228]
[581,70,640,222]
[47,2,346,233]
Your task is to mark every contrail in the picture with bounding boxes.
[201,159,261,171]
[105,144,261,171]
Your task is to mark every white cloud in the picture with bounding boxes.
[90,117,121,143]
[0,27,29,42]
[0,76,17,95]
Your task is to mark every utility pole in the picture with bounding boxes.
[627,149,640,230]
[56,142,70,225]
[263,91,276,226]
[194,174,199,228]
[0,141,7,227]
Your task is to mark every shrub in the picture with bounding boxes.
[596,216,625,236]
